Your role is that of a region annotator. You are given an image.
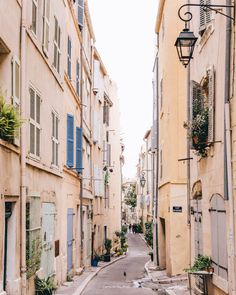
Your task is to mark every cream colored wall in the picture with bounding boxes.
[156,0,189,276]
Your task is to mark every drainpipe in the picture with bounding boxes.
[155,34,160,266]
[20,1,27,294]
[225,2,236,294]
[186,0,191,269]
[79,29,84,268]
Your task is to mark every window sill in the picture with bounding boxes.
[198,21,215,53]
[212,273,228,294]
[0,138,20,155]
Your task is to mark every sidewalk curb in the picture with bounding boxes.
[72,255,126,295]
[139,233,152,251]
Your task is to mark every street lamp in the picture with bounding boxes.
[175,3,235,67]
[140,173,146,188]
[175,27,197,67]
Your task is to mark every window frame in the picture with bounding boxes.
[67,36,72,79]
[29,86,41,159]
[31,0,38,36]
[42,0,50,56]
[53,17,61,74]
[51,111,59,167]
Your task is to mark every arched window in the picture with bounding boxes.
[210,194,227,279]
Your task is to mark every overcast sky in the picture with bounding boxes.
[89,0,158,178]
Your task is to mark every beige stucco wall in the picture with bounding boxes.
[155,0,189,276]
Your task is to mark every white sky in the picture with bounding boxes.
[89,0,158,178]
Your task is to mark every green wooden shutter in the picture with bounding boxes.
[207,67,215,144]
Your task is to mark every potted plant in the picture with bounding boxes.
[184,255,212,273]
[35,276,56,295]
[104,238,112,262]
[91,252,100,267]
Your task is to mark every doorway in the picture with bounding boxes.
[159,218,166,269]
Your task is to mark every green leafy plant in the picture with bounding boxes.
[35,276,56,295]
[26,237,42,279]
[124,184,137,208]
[185,255,212,272]
[104,171,109,185]
[121,224,128,234]
[104,238,112,255]
[145,222,153,247]
[0,94,22,143]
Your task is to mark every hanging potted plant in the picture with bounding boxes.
[0,94,22,143]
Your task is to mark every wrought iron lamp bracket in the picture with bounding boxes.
[178,3,235,28]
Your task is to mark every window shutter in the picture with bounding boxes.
[78,0,84,28]
[103,140,107,163]
[93,60,100,94]
[199,0,206,34]
[76,60,80,96]
[43,0,50,55]
[67,36,72,79]
[207,67,215,144]
[107,144,111,166]
[76,127,83,173]
[93,111,98,143]
[67,114,74,167]
[206,0,211,24]
[190,80,203,149]
[12,56,21,146]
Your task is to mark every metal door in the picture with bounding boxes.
[67,208,73,271]
[41,203,55,277]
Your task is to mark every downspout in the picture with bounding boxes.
[187,0,191,268]
[20,1,27,294]
[79,29,84,268]
[155,34,160,266]
[225,2,236,294]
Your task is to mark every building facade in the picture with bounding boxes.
[0,1,122,294]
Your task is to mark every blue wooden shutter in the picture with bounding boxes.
[76,127,83,173]
[67,114,74,167]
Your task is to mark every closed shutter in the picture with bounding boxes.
[12,56,20,145]
[93,60,100,94]
[94,165,99,196]
[93,111,98,143]
[107,144,111,166]
[76,127,83,173]
[99,168,104,196]
[210,194,227,279]
[67,114,74,167]
[206,0,211,24]
[207,67,215,144]
[78,0,84,28]
[103,140,107,163]
[67,36,72,79]
[43,0,50,55]
[199,0,206,33]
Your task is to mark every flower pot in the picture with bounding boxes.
[104,254,111,262]
[91,259,98,267]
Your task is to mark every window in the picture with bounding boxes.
[76,127,83,173]
[190,67,215,151]
[43,0,50,55]
[103,101,109,125]
[78,0,84,29]
[67,36,72,79]
[199,0,211,35]
[53,17,61,73]
[31,0,38,35]
[52,112,59,166]
[11,56,20,145]
[76,59,80,96]
[26,195,41,278]
[29,87,41,157]
[210,194,227,279]
[67,114,74,167]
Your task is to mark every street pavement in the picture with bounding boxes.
[81,233,157,295]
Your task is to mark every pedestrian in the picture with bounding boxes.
[132,224,136,234]
[129,224,132,233]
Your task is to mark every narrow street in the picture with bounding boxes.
[82,234,157,295]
